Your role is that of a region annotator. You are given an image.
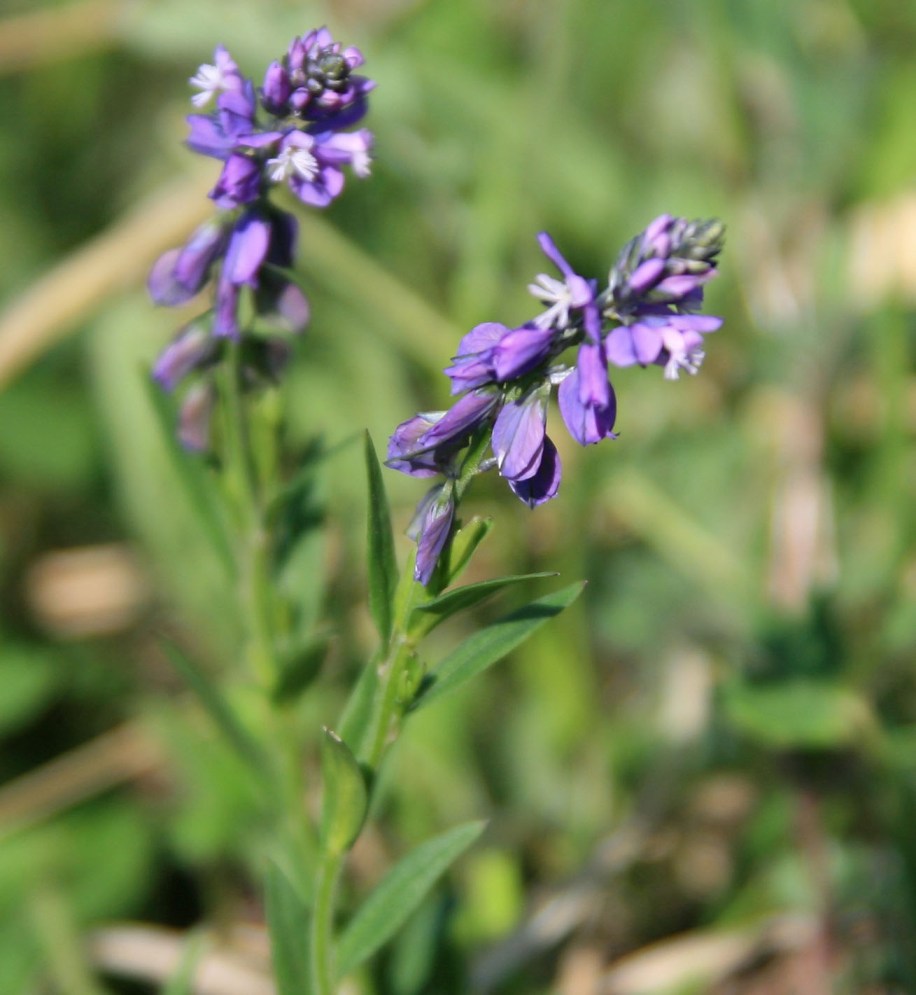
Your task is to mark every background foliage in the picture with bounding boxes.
[1,0,915,992]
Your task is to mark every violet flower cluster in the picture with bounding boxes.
[388,215,725,584]
[148,29,374,449]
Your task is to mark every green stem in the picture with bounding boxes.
[220,344,316,880]
[310,852,344,995]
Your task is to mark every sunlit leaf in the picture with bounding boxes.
[337,821,485,976]
[412,582,585,711]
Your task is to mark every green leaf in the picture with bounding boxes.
[365,432,398,646]
[723,679,872,750]
[160,641,270,780]
[410,572,558,637]
[412,581,586,712]
[320,729,369,856]
[337,821,485,976]
[266,863,311,995]
[144,377,235,579]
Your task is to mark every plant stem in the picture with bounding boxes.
[310,851,344,995]
[221,344,316,881]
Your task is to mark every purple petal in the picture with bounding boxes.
[224,213,271,286]
[412,488,455,585]
[558,369,617,446]
[577,342,610,407]
[212,276,241,338]
[492,392,547,481]
[153,323,214,390]
[630,322,664,364]
[509,437,561,507]
[491,324,555,382]
[604,326,639,367]
[628,258,665,295]
[210,153,261,208]
[536,231,573,278]
[420,391,498,449]
[455,322,508,358]
[387,413,447,477]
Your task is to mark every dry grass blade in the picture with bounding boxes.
[0,177,211,390]
[0,721,161,840]
[88,925,275,995]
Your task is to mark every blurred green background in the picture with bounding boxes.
[1,0,915,992]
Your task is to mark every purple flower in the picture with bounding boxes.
[491,388,549,482]
[189,45,244,108]
[186,80,259,159]
[153,323,217,390]
[209,152,262,208]
[387,412,456,477]
[212,210,272,338]
[148,218,229,306]
[418,390,499,451]
[444,322,556,394]
[528,232,596,331]
[508,437,561,507]
[605,313,721,379]
[557,365,617,446]
[408,484,456,585]
[252,209,309,333]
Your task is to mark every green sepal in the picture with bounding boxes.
[336,821,486,976]
[411,581,586,712]
[319,728,369,857]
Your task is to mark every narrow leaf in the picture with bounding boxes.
[266,863,311,995]
[412,581,585,711]
[320,729,369,856]
[337,821,485,976]
[161,640,270,779]
[144,376,235,578]
[365,432,398,645]
[410,572,557,636]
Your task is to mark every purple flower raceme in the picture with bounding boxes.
[148,27,374,450]
[388,215,725,582]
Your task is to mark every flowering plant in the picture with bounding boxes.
[145,27,723,995]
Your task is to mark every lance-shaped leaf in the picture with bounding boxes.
[365,432,398,645]
[409,572,558,637]
[337,821,485,976]
[412,581,585,712]
[320,728,369,857]
[266,863,311,995]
